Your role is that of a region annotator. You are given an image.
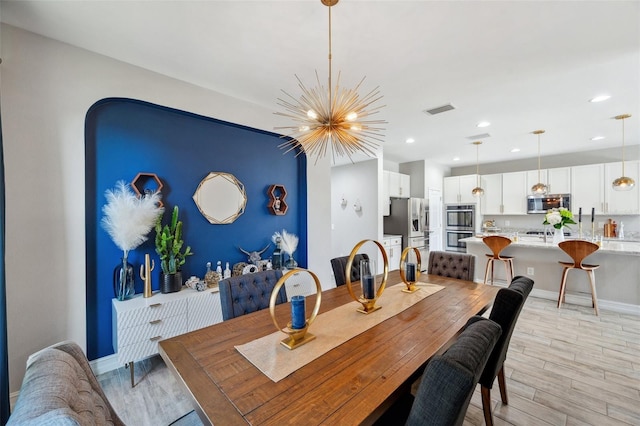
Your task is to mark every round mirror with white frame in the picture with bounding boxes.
[193,172,247,224]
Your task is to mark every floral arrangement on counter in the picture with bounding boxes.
[543,207,576,229]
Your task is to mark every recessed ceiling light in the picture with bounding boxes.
[591,136,605,141]
[510,148,521,153]
[476,121,491,128]
[452,157,460,161]
[406,138,415,144]
[589,95,611,103]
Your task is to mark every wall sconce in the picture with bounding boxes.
[353,199,362,212]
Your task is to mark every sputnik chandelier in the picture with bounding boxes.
[275,0,386,162]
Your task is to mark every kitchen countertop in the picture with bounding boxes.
[383,234,402,240]
[461,236,640,255]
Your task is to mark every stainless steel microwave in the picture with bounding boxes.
[527,194,570,214]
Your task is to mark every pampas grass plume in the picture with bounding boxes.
[272,229,298,257]
[101,181,164,255]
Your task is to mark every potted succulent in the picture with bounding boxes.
[155,205,193,293]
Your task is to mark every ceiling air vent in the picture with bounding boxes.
[466,133,491,140]
[423,104,455,115]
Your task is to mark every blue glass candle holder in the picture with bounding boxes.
[400,247,422,293]
[291,295,306,330]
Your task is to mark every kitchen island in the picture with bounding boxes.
[462,236,640,313]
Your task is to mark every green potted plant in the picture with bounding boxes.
[155,205,193,293]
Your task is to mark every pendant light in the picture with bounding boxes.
[531,130,548,195]
[471,141,484,197]
[275,0,386,162]
[612,114,635,191]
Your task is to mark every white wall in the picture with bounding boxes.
[330,160,380,282]
[0,24,332,392]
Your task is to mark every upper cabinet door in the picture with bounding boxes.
[458,175,479,204]
[480,174,502,215]
[547,167,571,194]
[443,177,460,204]
[605,161,639,214]
[502,171,528,214]
[571,164,605,214]
[388,171,401,197]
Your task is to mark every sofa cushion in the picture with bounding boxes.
[8,347,118,425]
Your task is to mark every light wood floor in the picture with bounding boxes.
[98,296,640,426]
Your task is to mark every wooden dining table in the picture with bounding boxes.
[158,270,499,425]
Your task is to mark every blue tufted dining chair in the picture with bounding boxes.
[219,270,287,320]
[427,251,475,281]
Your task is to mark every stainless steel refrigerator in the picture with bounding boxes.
[383,197,429,271]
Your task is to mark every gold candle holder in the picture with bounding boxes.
[399,247,422,293]
[269,269,322,350]
[345,239,389,314]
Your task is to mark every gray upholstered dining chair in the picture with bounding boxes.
[330,253,369,286]
[478,275,534,426]
[218,270,288,320]
[374,316,502,426]
[427,251,475,281]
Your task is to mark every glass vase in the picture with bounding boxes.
[114,257,135,301]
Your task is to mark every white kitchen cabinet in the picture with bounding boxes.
[526,167,570,195]
[383,236,402,271]
[572,164,605,214]
[547,167,571,194]
[605,160,639,214]
[382,171,391,216]
[387,171,410,198]
[480,174,502,215]
[481,172,527,215]
[502,171,528,214]
[444,175,478,204]
[383,171,410,215]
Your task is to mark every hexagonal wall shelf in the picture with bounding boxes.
[267,184,288,215]
[131,172,164,207]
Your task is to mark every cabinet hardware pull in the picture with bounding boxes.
[150,303,162,308]
[149,319,161,325]
[150,336,162,341]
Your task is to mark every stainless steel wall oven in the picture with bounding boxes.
[445,204,475,252]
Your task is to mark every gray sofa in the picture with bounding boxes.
[8,341,124,425]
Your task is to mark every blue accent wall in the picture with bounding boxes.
[85,98,307,360]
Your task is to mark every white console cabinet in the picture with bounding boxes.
[112,287,223,385]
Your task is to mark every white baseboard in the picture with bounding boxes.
[89,353,122,376]
[473,278,640,316]
[530,287,640,316]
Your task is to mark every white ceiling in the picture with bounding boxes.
[1,0,639,167]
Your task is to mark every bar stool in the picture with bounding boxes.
[557,240,600,316]
[482,236,515,285]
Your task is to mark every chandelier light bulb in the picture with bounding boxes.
[307,110,318,119]
[346,112,358,121]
